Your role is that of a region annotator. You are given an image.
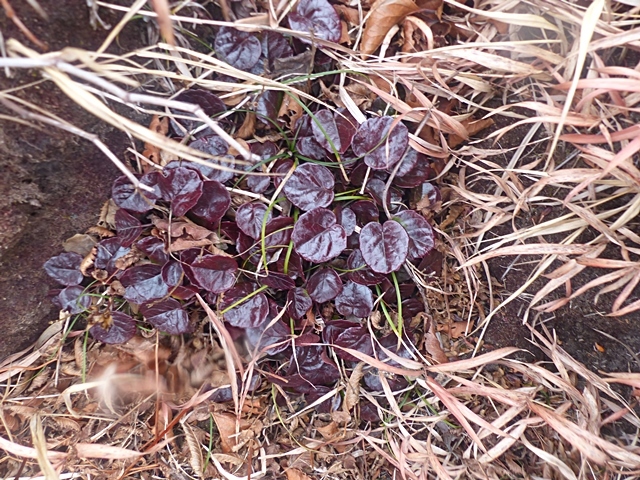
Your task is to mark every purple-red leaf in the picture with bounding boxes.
[256,90,282,124]
[259,272,296,291]
[335,281,374,318]
[306,268,343,303]
[120,264,169,305]
[174,90,227,118]
[57,286,91,314]
[188,135,234,184]
[347,249,386,286]
[221,284,269,328]
[324,320,374,361]
[295,115,327,160]
[394,211,435,259]
[287,287,313,320]
[159,166,203,217]
[393,154,433,188]
[262,31,294,69]
[311,109,356,154]
[288,0,341,43]
[136,237,168,264]
[215,27,262,71]
[141,298,191,335]
[90,311,136,344]
[190,180,231,224]
[236,203,272,239]
[292,207,346,263]
[349,200,379,226]
[359,221,409,274]
[283,163,335,211]
[94,238,131,275]
[352,117,409,170]
[187,255,238,293]
[44,252,84,286]
[115,208,142,247]
[335,206,356,236]
[246,317,291,355]
[111,175,157,213]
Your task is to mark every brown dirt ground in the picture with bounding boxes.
[0,0,146,359]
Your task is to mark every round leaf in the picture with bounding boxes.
[158,166,203,217]
[311,109,356,154]
[288,0,341,43]
[141,298,191,334]
[394,211,435,260]
[352,117,409,170]
[335,281,374,318]
[347,249,386,286]
[44,252,84,286]
[221,284,269,328]
[292,207,346,263]
[90,311,136,344]
[236,203,272,239]
[188,135,234,184]
[287,287,313,320]
[283,163,335,211]
[115,208,142,247]
[190,180,231,224]
[120,264,169,305]
[215,27,262,71]
[111,175,157,213]
[359,221,409,274]
[57,286,91,315]
[306,268,343,303]
[187,255,238,293]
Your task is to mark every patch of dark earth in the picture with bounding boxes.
[458,98,640,377]
[0,0,150,359]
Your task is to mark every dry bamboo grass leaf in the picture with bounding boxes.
[360,0,420,56]
[30,414,59,480]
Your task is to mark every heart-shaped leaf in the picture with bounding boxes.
[287,287,313,320]
[324,321,374,361]
[141,298,191,334]
[159,166,203,217]
[306,268,343,303]
[349,200,379,226]
[352,116,409,170]
[394,210,435,259]
[259,272,296,291]
[90,311,136,344]
[295,115,328,160]
[215,27,262,71]
[115,208,142,247]
[292,207,346,263]
[335,206,356,236]
[283,163,335,211]
[57,286,91,315]
[221,284,269,328]
[347,249,386,286]
[94,238,131,275]
[335,281,374,318]
[186,255,238,293]
[256,90,282,124]
[393,153,433,188]
[288,0,341,43]
[245,316,290,355]
[120,264,169,305]
[236,202,273,240]
[311,109,356,154]
[136,237,169,264]
[111,175,158,213]
[44,252,84,286]
[161,261,184,287]
[188,135,235,184]
[190,180,231,224]
[359,221,409,274]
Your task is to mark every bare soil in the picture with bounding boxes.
[0,0,146,359]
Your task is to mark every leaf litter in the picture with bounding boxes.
[2,0,640,479]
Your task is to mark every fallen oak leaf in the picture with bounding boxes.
[360,0,420,56]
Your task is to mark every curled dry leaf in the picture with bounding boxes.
[360,0,419,56]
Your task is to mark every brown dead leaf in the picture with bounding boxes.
[449,117,494,148]
[285,468,313,480]
[334,5,360,26]
[361,0,419,56]
[278,92,304,131]
[237,112,256,139]
[98,199,117,229]
[316,421,338,440]
[63,233,97,256]
[438,320,473,339]
[212,412,238,454]
[86,226,115,238]
[80,246,97,276]
[423,315,448,364]
[228,138,250,158]
[142,115,169,167]
[344,362,364,412]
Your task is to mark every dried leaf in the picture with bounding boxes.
[212,412,238,454]
[344,362,364,411]
[361,0,419,56]
[449,117,494,148]
[285,468,313,480]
